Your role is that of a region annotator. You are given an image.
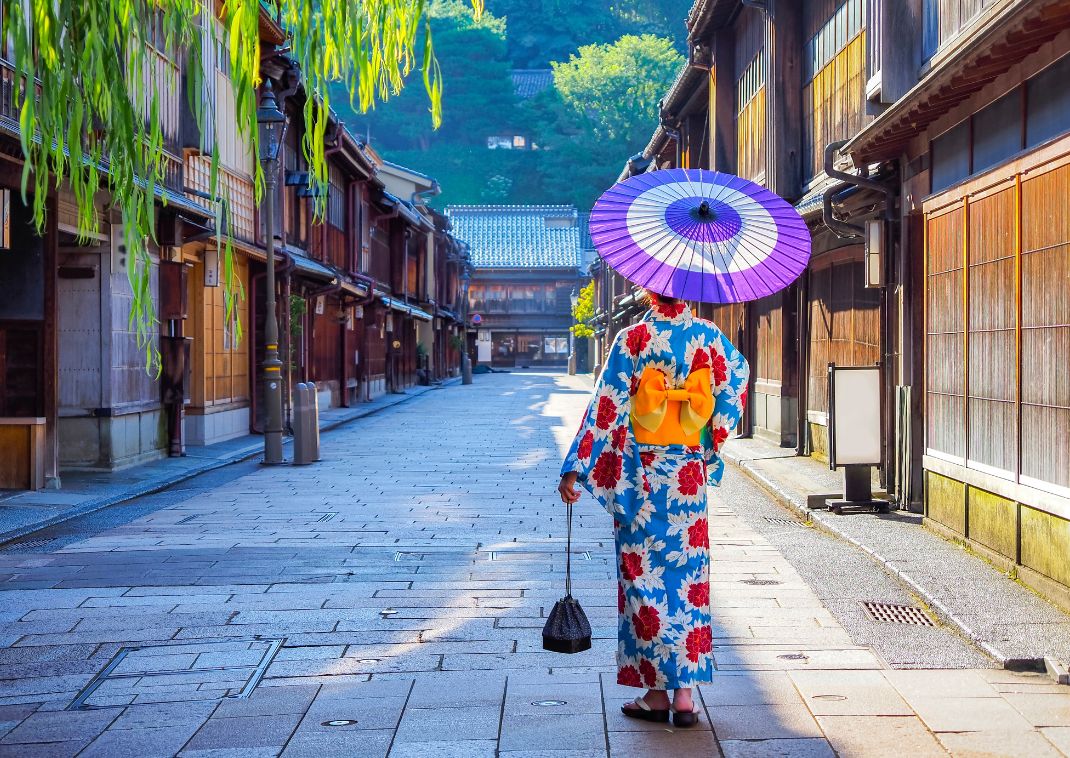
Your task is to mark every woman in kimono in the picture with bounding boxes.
[558,292,748,728]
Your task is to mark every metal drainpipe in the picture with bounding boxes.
[821,139,898,495]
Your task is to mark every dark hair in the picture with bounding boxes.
[641,289,682,308]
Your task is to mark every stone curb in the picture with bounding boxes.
[721,448,1021,670]
[0,380,457,546]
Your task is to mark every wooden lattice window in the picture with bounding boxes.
[926,206,965,460]
[1021,164,1070,491]
[802,0,868,182]
[966,188,1016,474]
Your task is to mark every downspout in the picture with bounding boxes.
[822,139,898,493]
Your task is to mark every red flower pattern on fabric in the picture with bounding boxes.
[618,665,642,687]
[639,451,657,468]
[712,351,728,386]
[654,301,686,318]
[691,348,710,371]
[687,581,710,608]
[625,324,651,356]
[618,582,626,613]
[591,451,622,489]
[632,606,661,641]
[620,551,644,581]
[611,425,628,451]
[639,659,658,687]
[677,460,705,496]
[712,426,729,452]
[687,517,710,549]
[595,396,617,430]
[577,431,594,461]
[685,625,713,662]
[629,373,641,396]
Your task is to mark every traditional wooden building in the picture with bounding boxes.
[447,205,585,369]
[596,0,1070,607]
[0,4,467,488]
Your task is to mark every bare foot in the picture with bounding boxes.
[673,688,694,713]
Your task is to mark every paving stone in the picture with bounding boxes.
[0,708,118,745]
[280,728,393,758]
[788,670,913,716]
[183,713,302,751]
[80,724,202,757]
[499,713,604,752]
[718,738,835,758]
[936,729,1065,757]
[908,695,1035,733]
[706,702,824,741]
[608,729,722,757]
[815,715,945,757]
[393,706,500,743]
[387,739,499,757]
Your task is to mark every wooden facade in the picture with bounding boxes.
[593,0,1070,607]
[0,3,470,486]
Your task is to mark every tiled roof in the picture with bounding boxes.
[512,69,554,99]
[445,205,583,269]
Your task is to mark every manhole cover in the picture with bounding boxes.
[322,720,359,727]
[67,637,284,710]
[812,694,848,701]
[764,517,804,526]
[532,699,568,706]
[778,653,809,661]
[740,579,781,586]
[861,601,935,626]
[380,608,398,617]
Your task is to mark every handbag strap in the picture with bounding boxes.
[565,499,573,598]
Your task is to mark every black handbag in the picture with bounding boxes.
[542,500,592,653]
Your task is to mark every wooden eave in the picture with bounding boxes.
[661,65,706,118]
[846,0,1070,163]
[687,0,740,42]
[258,8,287,46]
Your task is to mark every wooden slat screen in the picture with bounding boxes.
[926,206,965,459]
[756,292,783,382]
[967,188,1016,473]
[927,155,1070,492]
[1021,165,1070,489]
[808,254,881,413]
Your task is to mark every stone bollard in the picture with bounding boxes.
[308,384,321,462]
[293,382,311,465]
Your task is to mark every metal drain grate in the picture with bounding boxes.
[861,601,935,626]
[0,538,53,551]
[763,517,804,526]
[487,550,591,561]
[740,579,782,586]
[315,512,338,523]
[175,515,198,525]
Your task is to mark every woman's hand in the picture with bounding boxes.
[558,472,581,504]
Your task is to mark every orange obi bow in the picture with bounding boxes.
[631,366,714,444]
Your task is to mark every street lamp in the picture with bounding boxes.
[460,269,473,385]
[257,80,287,465]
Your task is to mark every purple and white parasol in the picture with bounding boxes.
[589,168,811,303]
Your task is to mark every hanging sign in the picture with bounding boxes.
[828,363,882,469]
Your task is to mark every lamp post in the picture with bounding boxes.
[257,81,287,465]
[460,269,473,385]
[568,287,579,375]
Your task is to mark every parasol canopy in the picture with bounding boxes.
[589,168,811,303]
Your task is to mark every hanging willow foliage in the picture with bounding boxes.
[0,0,481,373]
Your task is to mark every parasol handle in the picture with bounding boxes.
[698,200,712,218]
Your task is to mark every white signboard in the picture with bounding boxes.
[828,364,881,468]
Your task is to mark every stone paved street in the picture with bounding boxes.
[1,372,1069,757]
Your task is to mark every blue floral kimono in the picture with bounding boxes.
[561,301,748,689]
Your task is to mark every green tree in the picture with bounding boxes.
[525,34,683,209]
[1,0,481,371]
[488,0,691,67]
[571,281,596,339]
[349,0,516,151]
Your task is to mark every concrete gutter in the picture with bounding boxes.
[721,446,1068,682]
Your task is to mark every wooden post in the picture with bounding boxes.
[43,195,59,487]
[768,0,803,201]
